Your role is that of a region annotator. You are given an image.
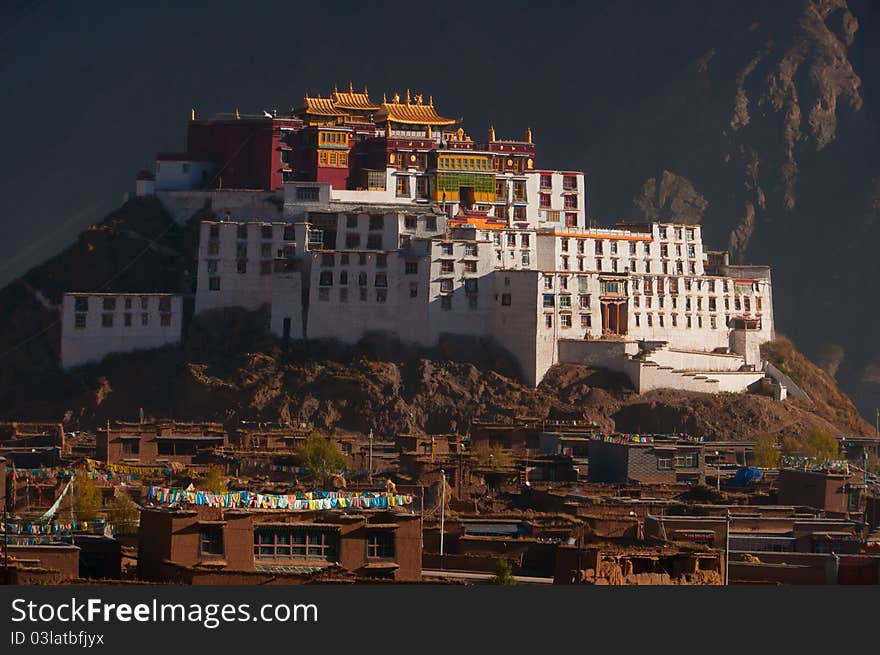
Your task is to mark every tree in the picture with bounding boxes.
[200,465,228,493]
[489,558,517,585]
[296,433,346,487]
[751,433,780,468]
[73,476,103,523]
[801,428,839,461]
[108,495,141,535]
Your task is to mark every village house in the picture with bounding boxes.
[137,505,422,583]
[96,420,226,467]
[587,436,705,485]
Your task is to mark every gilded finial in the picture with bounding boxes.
[364,85,368,94]
[415,93,423,105]
[191,107,196,121]
[383,92,387,103]
[526,127,532,143]
[426,125,432,139]
[235,107,240,120]
[489,125,496,142]
[406,88,411,104]
[333,83,338,93]
[428,95,433,106]
[392,92,400,103]
[349,80,354,93]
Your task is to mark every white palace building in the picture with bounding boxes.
[62,86,784,397]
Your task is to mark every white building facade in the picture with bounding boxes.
[60,293,183,369]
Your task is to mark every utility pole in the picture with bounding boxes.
[439,469,446,570]
[368,429,373,481]
[725,510,731,586]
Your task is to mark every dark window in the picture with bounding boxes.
[405,261,418,275]
[200,527,224,556]
[74,297,89,312]
[376,254,387,268]
[254,529,338,561]
[369,215,384,231]
[261,225,273,239]
[124,312,132,327]
[102,297,116,311]
[237,259,247,274]
[209,277,221,291]
[441,295,452,310]
[321,253,335,267]
[160,313,171,327]
[209,224,220,238]
[101,313,114,328]
[319,271,333,286]
[366,532,395,558]
[283,225,295,240]
[122,440,139,456]
[346,214,359,229]
[346,233,361,248]
[657,456,673,470]
[296,186,319,201]
[501,293,511,306]
[237,224,248,239]
[74,313,86,329]
[366,234,383,249]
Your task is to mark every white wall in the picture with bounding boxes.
[154,160,215,191]
[60,294,182,368]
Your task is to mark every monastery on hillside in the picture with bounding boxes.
[62,84,786,397]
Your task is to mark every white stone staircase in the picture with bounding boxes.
[623,341,766,394]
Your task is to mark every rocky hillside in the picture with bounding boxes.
[582,0,880,420]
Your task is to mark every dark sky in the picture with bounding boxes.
[0,0,768,286]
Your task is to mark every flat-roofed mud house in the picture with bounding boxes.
[137,505,421,583]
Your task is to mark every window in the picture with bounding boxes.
[74,313,86,329]
[580,313,591,328]
[595,241,603,255]
[376,254,387,268]
[74,297,89,312]
[160,313,171,327]
[464,261,477,273]
[657,456,672,470]
[540,174,552,188]
[396,176,410,197]
[208,240,220,255]
[319,271,333,286]
[560,314,572,328]
[376,289,387,303]
[209,277,220,291]
[366,532,395,559]
[124,312,132,327]
[236,242,248,258]
[237,259,247,274]
[121,440,139,456]
[440,279,454,293]
[441,295,452,310]
[261,243,272,258]
[358,272,368,287]
[440,260,455,274]
[347,215,359,229]
[102,297,116,311]
[366,234,383,249]
[254,528,338,562]
[346,233,361,248]
[675,453,699,469]
[559,295,572,309]
[209,224,220,238]
[359,288,368,302]
[540,192,551,208]
[563,175,577,191]
[296,187,319,201]
[501,293,511,306]
[207,259,218,274]
[426,216,437,231]
[283,225,295,240]
[405,261,418,275]
[513,182,525,200]
[521,251,530,266]
[578,294,590,309]
[261,225,273,240]
[374,273,387,287]
[404,215,417,230]
[464,278,478,294]
[409,282,418,298]
[543,294,555,308]
[237,224,248,240]
[464,243,478,257]
[544,314,553,328]
[564,195,578,209]
[200,527,224,556]
[544,276,553,290]
[102,313,113,328]
[318,288,330,301]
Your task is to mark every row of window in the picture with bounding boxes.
[538,193,578,209]
[541,294,592,309]
[538,312,592,329]
[74,297,172,313]
[74,312,172,329]
[633,313,721,329]
[208,224,292,240]
[322,253,392,268]
[317,150,349,167]
[658,226,698,241]
[319,271,388,287]
[539,174,579,190]
[633,295,762,312]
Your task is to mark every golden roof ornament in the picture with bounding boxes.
[489,125,496,142]
[406,88,411,104]
[428,95,434,106]
[526,127,533,143]
[349,81,354,93]
[392,92,400,103]
[415,93,423,105]
[235,107,240,120]
[191,107,196,121]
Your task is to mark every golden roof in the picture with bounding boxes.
[375,92,456,126]
[299,95,345,116]
[332,84,381,111]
